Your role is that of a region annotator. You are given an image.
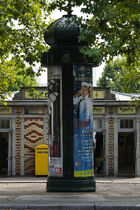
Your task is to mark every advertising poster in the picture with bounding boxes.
[48,66,63,176]
[73,65,94,177]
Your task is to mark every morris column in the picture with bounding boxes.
[42,14,98,192]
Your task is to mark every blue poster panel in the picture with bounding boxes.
[73,65,94,177]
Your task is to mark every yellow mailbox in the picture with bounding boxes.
[35,144,48,176]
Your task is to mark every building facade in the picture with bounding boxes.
[0,87,48,176]
[0,86,140,177]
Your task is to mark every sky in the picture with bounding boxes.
[36,8,104,86]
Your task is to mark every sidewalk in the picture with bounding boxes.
[0,176,140,209]
[1,175,140,183]
[0,176,140,184]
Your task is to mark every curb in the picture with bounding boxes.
[0,180,140,184]
[0,204,140,210]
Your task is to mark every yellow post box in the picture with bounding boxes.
[35,144,48,176]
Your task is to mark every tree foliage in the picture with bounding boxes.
[8,66,39,92]
[0,58,39,104]
[47,0,140,68]
[0,59,15,104]
[114,63,140,93]
[0,0,50,64]
[0,0,50,102]
[97,57,140,93]
[0,0,139,102]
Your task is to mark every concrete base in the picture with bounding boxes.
[47,176,96,192]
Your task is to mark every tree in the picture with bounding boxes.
[97,57,140,93]
[0,0,51,102]
[0,59,15,104]
[8,66,39,92]
[1,0,139,101]
[0,58,39,104]
[0,0,50,64]
[47,0,140,68]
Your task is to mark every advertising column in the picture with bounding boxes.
[48,66,63,177]
[73,65,94,177]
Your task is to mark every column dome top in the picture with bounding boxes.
[44,15,80,47]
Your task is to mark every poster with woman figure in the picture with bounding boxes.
[73,65,94,177]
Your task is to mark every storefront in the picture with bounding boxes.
[0,87,48,176]
[0,86,140,177]
[93,87,139,177]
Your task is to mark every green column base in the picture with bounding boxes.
[47,176,96,192]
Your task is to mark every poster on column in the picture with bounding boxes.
[73,65,94,177]
[48,66,63,177]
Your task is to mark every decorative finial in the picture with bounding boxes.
[67,0,73,15]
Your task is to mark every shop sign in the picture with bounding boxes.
[73,65,94,177]
[93,106,105,114]
[25,90,48,99]
[93,90,105,99]
[118,106,136,114]
[0,106,12,114]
